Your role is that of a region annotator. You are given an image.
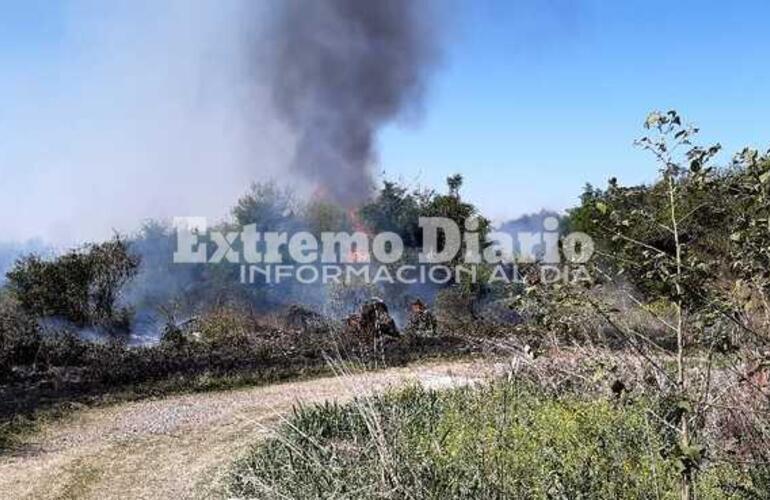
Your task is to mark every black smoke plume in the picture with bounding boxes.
[268,0,439,206]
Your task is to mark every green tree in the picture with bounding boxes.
[303,200,352,235]
[232,182,297,230]
[420,174,490,264]
[358,181,423,247]
[6,236,140,330]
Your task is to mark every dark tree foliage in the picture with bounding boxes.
[420,175,491,270]
[232,182,298,230]
[359,176,490,252]
[303,200,352,235]
[0,296,40,378]
[6,236,140,330]
[358,181,423,247]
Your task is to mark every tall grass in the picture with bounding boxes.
[228,381,748,499]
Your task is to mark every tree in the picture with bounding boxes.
[548,111,770,499]
[303,200,352,235]
[358,181,422,247]
[420,174,491,265]
[232,182,298,230]
[6,236,140,331]
[447,174,463,198]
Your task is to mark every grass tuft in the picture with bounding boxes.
[229,381,749,499]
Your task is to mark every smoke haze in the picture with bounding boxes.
[1,0,441,247]
[0,1,288,246]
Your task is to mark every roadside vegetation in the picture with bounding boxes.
[1,112,769,498]
[228,380,748,499]
[227,112,770,499]
[0,175,495,451]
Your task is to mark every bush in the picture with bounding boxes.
[6,237,139,331]
[0,298,41,379]
[229,382,746,499]
[36,330,88,368]
[433,286,476,331]
[567,129,770,340]
[196,307,255,349]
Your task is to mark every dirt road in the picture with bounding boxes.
[0,359,499,499]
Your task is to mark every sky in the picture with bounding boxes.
[1,0,769,245]
[380,0,770,222]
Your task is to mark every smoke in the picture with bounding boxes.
[0,1,290,246]
[266,0,439,206]
[1,1,441,247]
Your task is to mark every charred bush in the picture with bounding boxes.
[404,299,438,337]
[282,305,329,334]
[36,329,88,368]
[346,299,399,340]
[0,299,41,379]
[159,322,188,349]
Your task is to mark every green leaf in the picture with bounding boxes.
[596,201,608,214]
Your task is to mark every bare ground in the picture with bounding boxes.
[0,358,500,499]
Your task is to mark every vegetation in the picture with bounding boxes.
[0,300,473,416]
[6,237,139,331]
[518,111,770,499]
[0,173,494,445]
[228,111,770,500]
[0,295,40,379]
[358,175,490,253]
[1,111,769,499]
[228,380,748,499]
[569,113,770,329]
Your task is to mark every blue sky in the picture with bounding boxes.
[1,0,769,242]
[381,0,770,220]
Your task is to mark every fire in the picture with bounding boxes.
[347,208,371,263]
[309,183,371,263]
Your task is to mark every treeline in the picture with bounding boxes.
[566,111,770,343]
[1,174,490,337]
[0,173,498,394]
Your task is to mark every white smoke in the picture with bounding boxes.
[0,0,291,246]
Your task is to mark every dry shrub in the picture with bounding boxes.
[433,286,475,331]
[196,307,257,349]
[0,297,41,379]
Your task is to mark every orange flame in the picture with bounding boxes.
[347,208,371,263]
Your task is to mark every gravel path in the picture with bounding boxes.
[0,359,498,499]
